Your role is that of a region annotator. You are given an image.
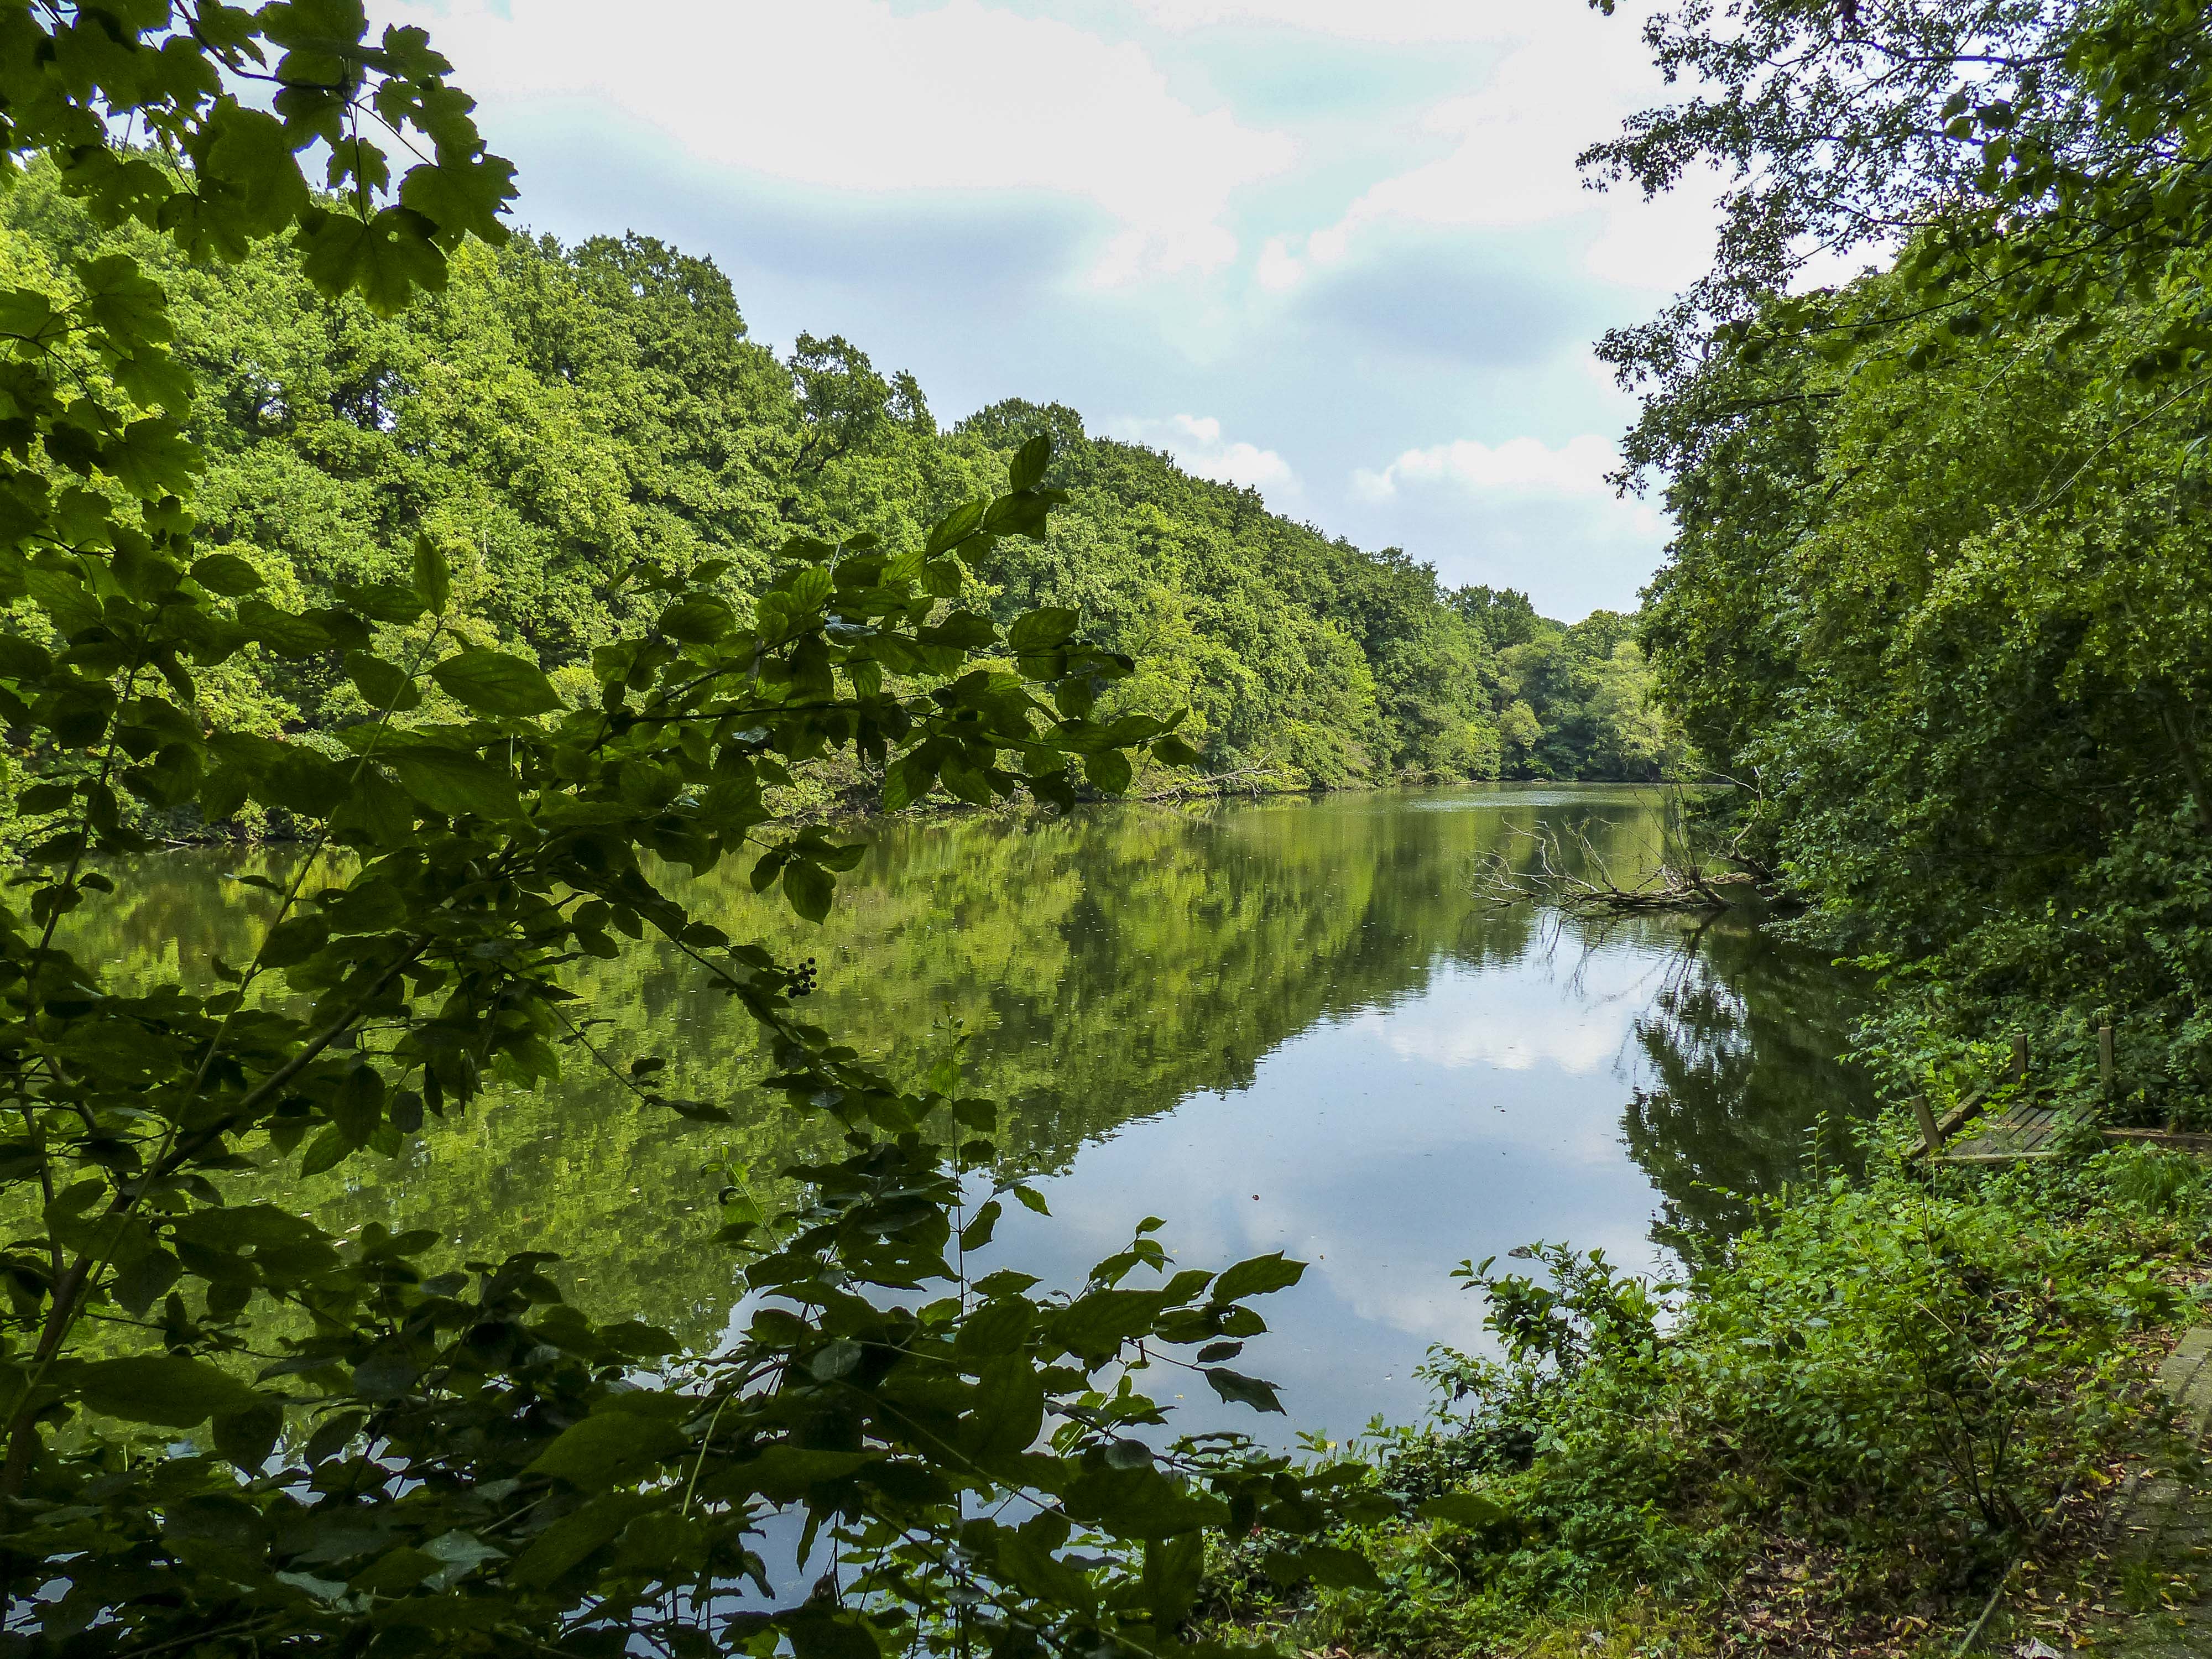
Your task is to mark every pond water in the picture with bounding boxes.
[86,784,1870,1449]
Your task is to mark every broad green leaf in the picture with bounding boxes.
[346,650,423,712]
[190,552,263,595]
[1083,748,1133,795]
[387,747,521,820]
[297,205,447,315]
[1144,1533,1206,1623]
[964,1356,1045,1456]
[997,1525,1095,1615]
[1008,607,1079,650]
[783,858,833,923]
[298,1124,352,1178]
[212,1399,285,1471]
[1264,1545,1383,1593]
[923,498,986,556]
[397,154,517,246]
[881,755,933,812]
[1009,434,1051,491]
[236,598,334,659]
[783,1610,882,1659]
[1213,1251,1305,1302]
[526,1412,687,1486]
[1416,1491,1511,1528]
[659,597,733,643]
[510,1494,648,1588]
[101,417,201,499]
[75,1355,259,1427]
[1203,1366,1285,1414]
[431,649,560,717]
[412,532,451,614]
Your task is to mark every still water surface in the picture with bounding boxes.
[95,785,1870,1446]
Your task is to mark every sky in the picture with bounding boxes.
[373,0,1721,620]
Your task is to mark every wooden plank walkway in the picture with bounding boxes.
[1936,1098,2067,1164]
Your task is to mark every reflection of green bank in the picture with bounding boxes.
[68,786,1866,1349]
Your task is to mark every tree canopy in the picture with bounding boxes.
[1599,0,2212,1112]
[0,167,1678,818]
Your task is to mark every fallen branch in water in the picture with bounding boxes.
[1472,820,1757,911]
[1135,766,1296,802]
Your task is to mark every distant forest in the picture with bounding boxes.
[0,165,1675,810]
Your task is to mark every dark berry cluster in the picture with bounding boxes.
[790,956,820,998]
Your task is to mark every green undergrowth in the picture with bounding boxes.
[1206,1143,2212,1657]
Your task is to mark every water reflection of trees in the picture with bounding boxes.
[59,791,1868,1343]
[1613,911,1871,1256]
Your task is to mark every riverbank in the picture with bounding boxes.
[1201,1140,2212,1658]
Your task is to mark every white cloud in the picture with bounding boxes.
[1353,434,1623,503]
[1233,0,1718,294]
[1113,413,1298,495]
[1254,234,1304,291]
[1129,0,1538,44]
[371,0,1293,284]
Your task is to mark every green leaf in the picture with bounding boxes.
[397,154,517,246]
[966,1356,1045,1455]
[431,649,560,717]
[298,205,448,316]
[1213,1251,1305,1302]
[1008,607,1079,650]
[102,417,202,500]
[1083,748,1133,795]
[412,533,451,614]
[337,581,431,624]
[346,650,422,712]
[1144,1533,1206,1623]
[190,553,264,596]
[1009,434,1052,491]
[997,1522,1096,1614]
[920,609,997,649]
[236,598,334,660]
[75,1355,259,1427]
[199,102,311,235]
[1203,1366,1285,1414]
[783,1610,881,1659]
[881,756,934,812]
[298,1124,352,1178]
[658,597,733,643]
[1415,1491,1511,1529]
[510,1494,646,1588]
[923,498,986,557]
[783,858,833,923]
[387,747,521,820]
[526,1412,687,1487]
[1265,1545,1383,1593]
[0,286,60,346]
[259,914,328,969]
[212,1399,285,1472]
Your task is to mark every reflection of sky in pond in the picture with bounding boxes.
[977,947,1714,1450]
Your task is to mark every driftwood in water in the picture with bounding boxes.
[1135,766,1291,802]
[1472,818,1759,912]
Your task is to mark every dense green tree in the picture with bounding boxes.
[0,177,1671,802]
[1599,0,2212,1112]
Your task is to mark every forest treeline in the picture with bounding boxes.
[0,165,1674,811]
[1599,0,2212,1124]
